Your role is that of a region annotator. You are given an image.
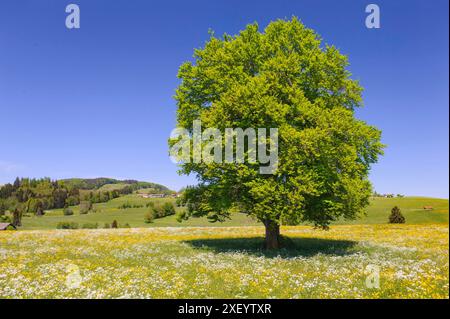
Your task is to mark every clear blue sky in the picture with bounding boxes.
[0,0,448,197]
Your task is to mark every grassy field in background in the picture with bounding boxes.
[18,195,449,230]
[341,197,449,224]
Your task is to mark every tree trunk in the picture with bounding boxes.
[36,207,44,217]
[264,219,280,249]
[12,209,22,227]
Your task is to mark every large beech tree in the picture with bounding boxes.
[172,18,384,249]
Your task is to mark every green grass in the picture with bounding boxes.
[135,188,167,194]
[96,183,130,192]
[18,195,448,230]
[337,196,449,224]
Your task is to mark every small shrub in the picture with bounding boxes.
[175,197,184,207]
[144,211,155,223]
[389,206,405,224]
[162,202,176,216]
[146,202,176,221]
[119,203,143,209]
[56,222,79,229]
[146,202,155,208]
[103,223,110,229]
[63,208,74,216]
[122,223,131,228]
[82,223,98,229]
[151,205,164,218]
[0,215,11,223]
[176,211,187,223]
[79,201,92,214]
[111,220,118,228]
[118,202,132,209]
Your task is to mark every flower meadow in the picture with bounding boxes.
[0,224,448,299]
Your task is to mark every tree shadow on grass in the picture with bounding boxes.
[183,236,358,258]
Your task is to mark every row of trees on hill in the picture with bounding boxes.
[372,192,404,198]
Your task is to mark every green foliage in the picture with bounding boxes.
[152,206,164,218]
[0,215,11,223]
[175,197,184,207]
[389,206,406,224]
[79,201,93,214]
[26,198,42,214]
[65,196,80,207]
[52,188,68,208]
[63,208,74,216]
[151,203,176,218]
[145,202,176,223]
[61,178,170,194]
[12,204,24,227]
[162,202,176,216]
[118,201,144,209]
[0,199,7,213]
[111,220,118,228]
[144,211,155,223]
[172,18,384,231]
[118,202,132,209]
[56,222,79,229]
[81,222,98,229]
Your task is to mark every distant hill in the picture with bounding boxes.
[59,178,171,193]
[0,177,173,219]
